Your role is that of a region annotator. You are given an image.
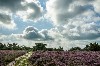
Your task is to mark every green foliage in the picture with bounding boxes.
[54,46,64,51]
[69,42,100,51]
[33,43,47,51]
[46,48,53,51]
[83,42,100,51]
[1,42,100,51]
[69,47,82,51]
[0,43,32,50]
[32,43,64,51]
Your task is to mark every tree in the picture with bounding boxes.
[7,43,13,50]
[83,42,100,51]
[0,43,4,50]
[57,46,64,51]
[53,46,64,51]
[84,45,89,51]
[33,43,47,51]
[69,47,82,51]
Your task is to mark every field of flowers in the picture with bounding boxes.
[0,50,26,66]
[1,50,100,66]
[29,51,100,66]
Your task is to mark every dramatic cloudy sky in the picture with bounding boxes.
[0,0,100,50]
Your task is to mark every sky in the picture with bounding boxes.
[0,0,100,50]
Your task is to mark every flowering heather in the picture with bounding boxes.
[29,51,100,66]
[0,50,26,66]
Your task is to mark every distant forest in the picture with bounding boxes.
[0,42,100,51]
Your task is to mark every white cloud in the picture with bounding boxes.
[59,15,100,40]
[0,0,43,29]
[92,0,100,13]
[46,0,100,40]
[20,26,54,41]
[0,13,16,29]
[0,34,19,42]
[1,25,100,50]
[0,0,24,13]
[16,1,43,21]
[1,0,100,50]
[46,0,93,25]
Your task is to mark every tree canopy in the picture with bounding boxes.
[0,42,100,51]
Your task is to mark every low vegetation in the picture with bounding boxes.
[0,42,100,66]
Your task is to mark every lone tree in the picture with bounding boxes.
[33,43,47,51]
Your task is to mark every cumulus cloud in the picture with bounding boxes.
[0,0,43,29]
[92,0,100,13]
[22,26,43,40]
[17,1,43,21]
[0,0,42,13]
[0,13,16,29]
[46,0,94,25]
[0,34,20,42]
[59,15,100,40]
[1,0,100,50]
[0,13,11,24]
[46,0,100,40]
[20,26,53,41]
[0,0,24,13]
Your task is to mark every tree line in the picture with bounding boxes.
[0,42,100,51]
[0,43,63,51]
[69,42,100,51]
[0,43,31,50]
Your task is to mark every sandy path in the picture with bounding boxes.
[7,52,33,66]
